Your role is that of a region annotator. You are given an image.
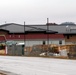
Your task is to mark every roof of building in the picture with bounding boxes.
[60,22,76,26]
[0,23,58,34]
[0,23,76,34]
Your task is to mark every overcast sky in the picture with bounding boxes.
[0,0,76,25]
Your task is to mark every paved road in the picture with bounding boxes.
[0,56,76,75]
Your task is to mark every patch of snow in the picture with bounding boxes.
[0,56,76,75]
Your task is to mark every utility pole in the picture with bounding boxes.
[24,21,26,47]
[22,21,26,55]
[47,18,49,45]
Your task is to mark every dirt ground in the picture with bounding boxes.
[0,73,7,75]
[0,70,18,75]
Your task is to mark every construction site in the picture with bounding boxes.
[0,22,76,59]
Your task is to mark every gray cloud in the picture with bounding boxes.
[0,0,76,24]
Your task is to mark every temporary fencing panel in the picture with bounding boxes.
[7,44,24,56]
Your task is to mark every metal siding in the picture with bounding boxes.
[15,39,65,47]
[6,34,64,40]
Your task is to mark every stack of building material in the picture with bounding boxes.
[0,50,5,55]
[24,47,32,56]
[0,44,5,55]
